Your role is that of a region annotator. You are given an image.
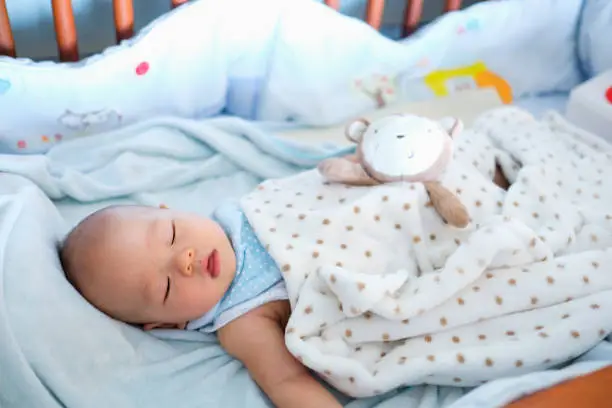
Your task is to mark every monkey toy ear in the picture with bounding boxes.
[345,118,370,144]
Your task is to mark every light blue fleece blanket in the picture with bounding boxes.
[1,116,611,408]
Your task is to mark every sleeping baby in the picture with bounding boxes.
[59,202,342,408]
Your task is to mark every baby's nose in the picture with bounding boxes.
[180,248,195,276]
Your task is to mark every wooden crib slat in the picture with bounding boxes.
[113,0,134,43]
[324,0,341,10]
[365,0,385,30]
[444,0,462,12]
[0,0,15,57]
[403,0,424,36]
[171,0,189,8]
[51,0,79,62]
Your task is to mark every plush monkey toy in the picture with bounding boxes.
[317,114,470,228]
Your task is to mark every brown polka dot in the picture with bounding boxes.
[373,215,381,222]
[335,261,343,267]
[398,356,407,364]
[395,223,402,230]
[424,335,432,343]
[583,275,590,284]
[382,195,389,202]
[591,304,600,310]
[475,200,482,207]
[456,267,465,275]
[345,329,352,338]
[330,274,337,283]
[539,332,549,338]
[394,305,401,314]
[478,334,487,341]
[429,233,437,241]
[350,306,360,315]
[413,235,422,244]
[353,206,361,213]
[453,377,462,383]
[346,225,354,231]
[322,219,331,225]
[529,238,536,248]
[495,296,503,305]
[532,212,539,219]
[312,251,319,258]
[364,311,373,319]
[286,244,293,250]
[570,330,580,338]
[456,188,463,195]
[457,353,465,363]
[269,227,276,232]
[473,286,481,292]
[357,282,366,291]
[292,233,299,238]
[457,298,465,306]
[402,319,410,325]
[508,279,517,286]
[561,313,570,319]
[591,234,598,242]
[340,244,347,250]
[513,201,519,207]
[535,325,544,330]
[546,276,555,285]
[427,355,435,362]
[506,330,515,336]
[382,333,390,341]
[425,201,434,208]
[600,329,606,336]
[531,296,538,305]
[349,377,355,383]
[338,198,346,204]
[304,306,313,314]
[440,317,448,326]
[324,369,332,375]
[515,360,523,368]
[451,336,461,344]
[365,250,372,258]
[455,238,462,246]
[592,261,600,269]
[403,203,411,211]
[282,264,291,272]
[317,195,324,200]
[485,358,494,367]
[286,327,295,334]
[497,201,503,207]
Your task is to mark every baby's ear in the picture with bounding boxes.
[438,117,464,139]
[345,118,370,143]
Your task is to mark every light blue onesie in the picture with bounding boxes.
[186,202,287,332]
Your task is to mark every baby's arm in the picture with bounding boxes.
[217,300,341,408]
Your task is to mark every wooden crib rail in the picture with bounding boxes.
[0,0,15,57]
[0,0,466,62]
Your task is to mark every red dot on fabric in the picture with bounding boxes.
[17,140,26,149]
[54,133,63,141]
[136,62,150,76]
[605,86,612,104]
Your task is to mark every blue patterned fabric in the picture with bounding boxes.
[186,201,286,332]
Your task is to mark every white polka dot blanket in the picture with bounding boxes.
[240,107,612,398]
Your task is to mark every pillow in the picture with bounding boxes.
[0,175,270,408]
[577,0,612,77]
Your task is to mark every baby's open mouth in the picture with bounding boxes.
[205,249,220,278]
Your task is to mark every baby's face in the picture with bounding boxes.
[78,206,236,328]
